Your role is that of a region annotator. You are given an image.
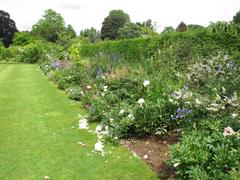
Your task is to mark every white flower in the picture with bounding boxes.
[103,85,108,92]
[206,107,219,112]
[105,125,110,136]
[94,140,104,152]
[86,85,92,90]
[109,118,114,123]
[138,98,145,106]
[143,155,148,159]
[173,163,180,167]
[119,109,125,115]
[231,113,238,118]
[143,80,150,87]
[79,118,88,129]
[223,126,235,136]
[195,98,201,105]
[95,125,102,133]
[128,113,134,119]
[80,91,84,96]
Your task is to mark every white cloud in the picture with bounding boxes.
[0,0,239,33]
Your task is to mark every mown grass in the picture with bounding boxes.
[0,64,158,179]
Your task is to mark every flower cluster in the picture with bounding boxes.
[171,108,192,120]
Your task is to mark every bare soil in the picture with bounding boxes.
[121,133,180,179]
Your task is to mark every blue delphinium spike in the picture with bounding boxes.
[98,67,103,77]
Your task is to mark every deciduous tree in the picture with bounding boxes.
[0,10,18,47]
[101,10,130,40]
[32,9,66,42]
[176,22,187,32]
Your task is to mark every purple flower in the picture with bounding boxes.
[172,108,192,120]
[98,67,103,77]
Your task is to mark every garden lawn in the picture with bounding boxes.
[0,64,158,179]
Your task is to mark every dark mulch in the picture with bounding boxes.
[121,133,180,179]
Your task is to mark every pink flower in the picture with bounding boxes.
[223,126,235,136]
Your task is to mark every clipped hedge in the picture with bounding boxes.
[79,30,240,61]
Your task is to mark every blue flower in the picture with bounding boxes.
[98,67,103,77]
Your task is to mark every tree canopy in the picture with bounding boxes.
[80,27,100,42]
[0,10,18,47]
[176,22,188,32]
[101,10,130,40]
[233,9,240,24]
[32,9,75,43]
[136,19,154,30]
[163,26,175,33]
[118,22,142,39]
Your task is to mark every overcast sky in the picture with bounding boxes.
[1,0,240,33]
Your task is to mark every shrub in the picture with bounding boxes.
[168,123,240,179]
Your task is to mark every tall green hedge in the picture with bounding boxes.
[79,30,240,61]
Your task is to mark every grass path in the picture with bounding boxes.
[0,64,158,179]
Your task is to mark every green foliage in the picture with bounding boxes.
[80,27,101,43]
[168,125,240,179]
[0,10,18,47]
[233,9,240,24]
[208,21,240,35]
[163,26,175,33]
[67,86,84,100]
[136,19,154,30]
[65,25,76,38]
[118,22,142,39]
[101,10,130,40]
[12,31,37,46]
[187,24,204,31]
[32,9,75,43]
[79,30,240,62]
[176,22,188,32]
[20,42,45,63]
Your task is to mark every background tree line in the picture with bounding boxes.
[0,8,240,47]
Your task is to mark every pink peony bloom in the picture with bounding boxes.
[223,126,235,136]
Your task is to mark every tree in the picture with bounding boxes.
[101,10,130,40]
[32,9,66,42]
[163,26,175,33]
[65,25,76,39]
[80,27,100,42]
[233,10,240,24]
[136,19,155,31]
[187,24,204,31]
[118,22,142,39]
[0,10,18,47]
[176,22,187,32]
